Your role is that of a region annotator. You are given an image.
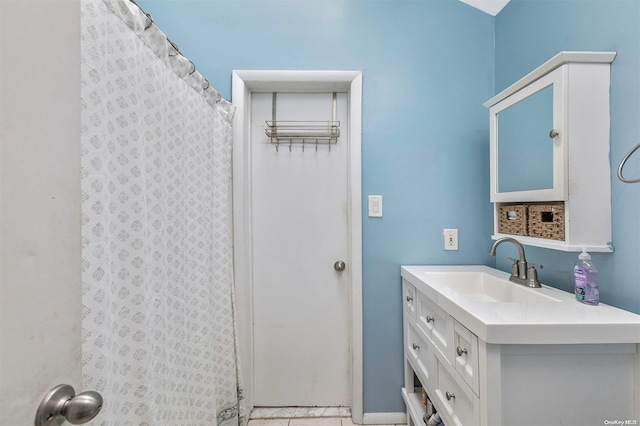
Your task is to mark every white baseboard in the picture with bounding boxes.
[361,412,407,425]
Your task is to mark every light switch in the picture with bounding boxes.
[368,195,383,217]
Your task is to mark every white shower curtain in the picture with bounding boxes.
[80,1,244,424]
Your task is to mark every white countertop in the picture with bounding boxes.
[401,265,640,345]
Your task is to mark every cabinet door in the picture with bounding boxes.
[433,351,481,426]
[489,66,567,203]
[406,321,434,388]
[416,291,454,363]
[454,320,479,396]
[402,280,417,321]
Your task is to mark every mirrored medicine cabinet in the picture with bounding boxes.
[496,80,555,196]
[484,51,616,252]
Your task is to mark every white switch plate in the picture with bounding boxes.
[444,229,458,250]
[368,195,383,217]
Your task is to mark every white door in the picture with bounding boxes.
[251,92,350,406]
[0,1,83,425]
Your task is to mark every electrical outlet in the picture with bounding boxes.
[444,229,458,250]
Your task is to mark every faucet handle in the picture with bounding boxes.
[506,257,519,276]
[527,263,543,288]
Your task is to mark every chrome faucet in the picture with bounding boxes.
[488,237,542,288]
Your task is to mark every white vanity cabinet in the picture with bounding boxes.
[401,265,640,426]
[485,51,616,252]
[402,283,481,426]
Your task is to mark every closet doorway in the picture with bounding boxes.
[232,71,363,421]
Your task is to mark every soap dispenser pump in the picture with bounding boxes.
[574,248,599,305]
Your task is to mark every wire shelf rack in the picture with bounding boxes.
[266,92,341,152]
[265,120,340,145]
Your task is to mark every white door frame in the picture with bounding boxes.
[231,70,363,422]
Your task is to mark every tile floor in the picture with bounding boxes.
[248,407,406,426]
[248,417,405,426]
[248,417,352,426]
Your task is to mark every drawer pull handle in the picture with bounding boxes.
[406,296,413,302]
[412,343,420,350]
[445,391,455,401]
[425,316,435,323]
[456,346,468,356]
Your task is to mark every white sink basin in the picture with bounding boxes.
[401,265,640,344]
[422,271,561,303]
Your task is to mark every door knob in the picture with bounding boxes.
[35,384,103,426]
[334,260,346,271]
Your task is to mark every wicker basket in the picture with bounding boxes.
[497,204,528,236]
[528,203,565,241]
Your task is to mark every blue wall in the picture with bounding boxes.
[136,0,495,413]
[135,0,640,415]
[494,0,640,315]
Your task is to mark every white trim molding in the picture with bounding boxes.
[231,70,363,423]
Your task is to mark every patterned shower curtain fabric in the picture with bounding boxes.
[80,0,245,424]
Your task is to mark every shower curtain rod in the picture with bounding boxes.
[128,0,211,91]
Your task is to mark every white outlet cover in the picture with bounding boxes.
[444,228,459,250]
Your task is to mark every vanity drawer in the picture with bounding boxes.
[406,320,434,388]
[433,352,480,426]
[454,320,479,396]
[402,280,417,321]
[416,291,454,363]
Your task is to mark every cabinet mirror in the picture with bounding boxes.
[489,68,566,202]
[497,85,553,192]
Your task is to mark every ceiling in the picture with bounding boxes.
[459,0,511,16]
